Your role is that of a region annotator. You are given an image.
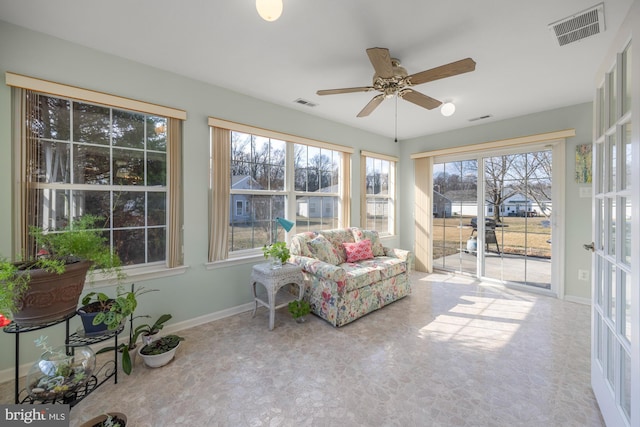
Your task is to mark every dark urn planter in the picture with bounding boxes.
[12,259,92,327]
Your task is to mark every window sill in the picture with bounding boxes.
[205,253,265,270]
[86,263,189,289]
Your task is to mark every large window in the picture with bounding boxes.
[361,151,397,236]
[229,132,286,251]
[209,118,352,261]
[26,93,168,265]
[8,73,186,271]
[294,143,340,233]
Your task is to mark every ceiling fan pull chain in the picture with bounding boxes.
[394,94,398,143]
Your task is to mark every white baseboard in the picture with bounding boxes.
[0,302,255,385]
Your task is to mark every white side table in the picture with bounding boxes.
[251,263,304,330]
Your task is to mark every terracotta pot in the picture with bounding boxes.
[79,412,127,427]
[12,259,92,327]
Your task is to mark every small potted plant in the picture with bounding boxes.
[261,241,291,269]
[138,334,185,368]
[0,215,124,327]
[80,412,127,427]
[78,286,155,336]
[134,313,172,346]
[97,313,172,375]
[288,299,310,323]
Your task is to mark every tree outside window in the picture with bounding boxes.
[27,93,168,266]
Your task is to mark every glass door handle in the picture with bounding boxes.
[583,242,595,252]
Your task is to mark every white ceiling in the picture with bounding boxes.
[0,0,634,140]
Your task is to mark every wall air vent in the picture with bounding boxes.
[293,98,318,107]
[549,3,605,47]
[469,114,492,122]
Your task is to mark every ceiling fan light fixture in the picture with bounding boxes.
[256,0,283,22]
[441,102,456,117]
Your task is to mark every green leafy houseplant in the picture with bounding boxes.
[134,313,173,345]
[262,241,291,264]
[97,313,172,375]
[0,215,124,325]
[139,334,185,356]
[288,300,310,319]
[138,334,185,368]
[80,286,156,331]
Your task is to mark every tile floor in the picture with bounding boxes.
[0,271,604,426]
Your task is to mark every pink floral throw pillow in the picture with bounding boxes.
[351,228,385,256]
[343,239,374,263]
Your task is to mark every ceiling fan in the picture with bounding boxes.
[316,47,476,117]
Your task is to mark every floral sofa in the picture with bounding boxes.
[289,227,413,327]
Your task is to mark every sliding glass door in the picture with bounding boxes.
[432,148,553,291]
[432,160,478,275]
[482,151,552,289]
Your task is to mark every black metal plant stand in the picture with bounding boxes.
[3,313,122,407]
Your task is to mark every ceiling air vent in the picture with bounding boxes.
[293,98,317,107]
[549,3,605,47]
[469,114,492,122]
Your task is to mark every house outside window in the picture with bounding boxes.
[361,152,397,236]
[229,132,285,251]
[209,117,353,261]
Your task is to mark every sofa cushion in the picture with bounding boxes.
[358,256,407,279]
[351,228,385,256]
[343,239,374,263]
[341,262,382,292]
[318,229,355,264]
[307,234,341,265]
[290,231,316,258]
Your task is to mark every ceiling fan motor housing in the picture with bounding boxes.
[373,58,409,98]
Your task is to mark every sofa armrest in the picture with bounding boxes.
[290,255,347,282]
[383,247,414,271]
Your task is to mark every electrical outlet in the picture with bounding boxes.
[578,269,590,281]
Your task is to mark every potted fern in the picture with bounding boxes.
[0,215,123,327]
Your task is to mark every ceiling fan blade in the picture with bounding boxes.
[399,89,442,110]
[357,94,385,117]
[316,86,374,96]
[366,47,394,78]
[408,58,476,86]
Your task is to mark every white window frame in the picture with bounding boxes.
[361,150,397,236]
[208,117,354,264]
[8,73,188,283]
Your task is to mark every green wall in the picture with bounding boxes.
[0,20,397,374]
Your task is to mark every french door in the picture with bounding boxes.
[591,14,638,425]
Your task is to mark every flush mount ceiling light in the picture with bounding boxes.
[256,0,283,21]
[441,102,456,117]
